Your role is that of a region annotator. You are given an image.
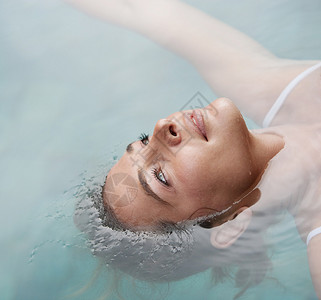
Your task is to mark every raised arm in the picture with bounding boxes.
[65,0,318,125]
[65,0,274,64]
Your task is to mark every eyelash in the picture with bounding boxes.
[139,132,149,145]
[152,167,168,186]
[139,132,168,186]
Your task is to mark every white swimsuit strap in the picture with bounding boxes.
[262,62,321,128]
[306,226,321,246]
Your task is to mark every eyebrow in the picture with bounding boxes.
[138,168,168,205]
[126,141,170,205]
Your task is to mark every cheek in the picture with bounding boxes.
[175,154,216,198]
[174,144,250,199]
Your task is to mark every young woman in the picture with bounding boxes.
[68,0,321,298]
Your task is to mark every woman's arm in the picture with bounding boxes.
[65,0,273,62]
[65,0,318,125]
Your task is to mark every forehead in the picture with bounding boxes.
[103,146,166,227]
[104,150,139,209]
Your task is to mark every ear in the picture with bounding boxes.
[210,207,252,249]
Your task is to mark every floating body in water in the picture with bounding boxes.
[67,0,321,298]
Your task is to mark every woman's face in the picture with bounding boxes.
[103,98,259,229]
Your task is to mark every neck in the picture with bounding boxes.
[249,130,285,176]
[230,130,285,211]
[239,129,286,214]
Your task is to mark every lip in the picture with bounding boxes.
[184,109,208,141]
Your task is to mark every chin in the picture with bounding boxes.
[214,97,240,113]
[211,98,246,128]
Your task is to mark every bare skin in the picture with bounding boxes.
[65,0,321,297]
[104,98,284,228]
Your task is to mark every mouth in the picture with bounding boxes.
[187,109,208,141]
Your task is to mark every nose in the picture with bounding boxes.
[152,118,182,147]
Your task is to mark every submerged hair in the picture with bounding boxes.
[74,179,197,282]
[74,172,272,298]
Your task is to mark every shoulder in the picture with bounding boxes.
[205,58,321,126]
[266,60,321,126]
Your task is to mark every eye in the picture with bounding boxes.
[139,133,149,145]
[152,167,168,186]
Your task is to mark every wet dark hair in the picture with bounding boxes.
[74,176,272,298]
[74,180,196,282]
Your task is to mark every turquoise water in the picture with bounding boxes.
[1,0,320,299]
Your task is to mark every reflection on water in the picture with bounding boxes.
[0,0,320,299]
